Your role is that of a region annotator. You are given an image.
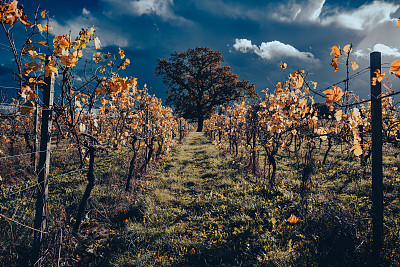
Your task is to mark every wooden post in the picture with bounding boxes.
[32,83,39,173]
[31,56,55,266]
[370,51,383,265]
[179,118,182,142]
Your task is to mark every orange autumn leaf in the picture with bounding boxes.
[334,109,343,122]
[19,84,36,100]
[390,59,400,78]
[36,23,44,32]
[371,69,386,86]
[330,45,341,58]
[17,5,31,26]
[398,18,400,28]
[343,44,352,54]
[118,48,125,59]
[323,85,344,104]
[351,143,363,156]
[351,62,359,71]
[117,58,130,69]
[93,52,101,63]
[287,214,300,224]
[331,57,338,73]
[289,72,304,89]
[40,10,48,18]
[45,60,58,77]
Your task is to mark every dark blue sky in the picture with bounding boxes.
[1,0,400,103]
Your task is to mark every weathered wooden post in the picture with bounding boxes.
[31,56,55,266]
[370,51,383,265]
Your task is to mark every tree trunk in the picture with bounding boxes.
[197,117,204,132]
[125,136,138,192]
[322,137,332,165]
[268,153,277,186]
[125,151,137,192]
[74,147,95,233]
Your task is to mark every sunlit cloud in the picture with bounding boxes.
[233,38,316,62]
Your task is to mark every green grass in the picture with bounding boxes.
[106,132,276,266]
[2,132,400,266]
[102,132,400,266]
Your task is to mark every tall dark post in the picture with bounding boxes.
[370,51,383,265]
[31,56,55,266]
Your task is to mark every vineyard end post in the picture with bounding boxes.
[31,56,55,266]
[370,51,383,265]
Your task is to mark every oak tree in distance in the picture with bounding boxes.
[156,47,257,132]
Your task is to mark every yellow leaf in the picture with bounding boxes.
[40,10,48,18]
[351,143,362,156]
[118,48,125,59]
[331,57,338,73]
[20,84,36,100]
[371,69,385,86]
[351,62,359,71]
[330,45,341,58]
[93,52,101,63]
[390,59,400,78]
[287,214,300,224]
[334,109,343,121]
[42,24,51,32]
[45,60,58,77]
[323,86,343,104]
[36,41,48,46]
[36,23,43,32]
[343,44,352,54]
[74,50,83,58]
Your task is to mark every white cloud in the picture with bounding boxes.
[233,39,258,53]
[233,38,316,62]
[82,8,90,15]
[197,0,326,24]
[373,44,400,57]
[131,0,174,18]
[269,0,399,29]
[353,49,368,59]
[322,1,399,30]
[271,0,325,23]
[355,44,400,59]
[101,0,187,22]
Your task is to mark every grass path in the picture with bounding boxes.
[110,132,275,266]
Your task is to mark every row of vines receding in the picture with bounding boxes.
[204,31,400,265]
[0,1,194,266]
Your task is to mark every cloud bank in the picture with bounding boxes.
[101,0,187,22]
[233,38,316,62]
[321,0,399,30]
[270,0,325,23]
